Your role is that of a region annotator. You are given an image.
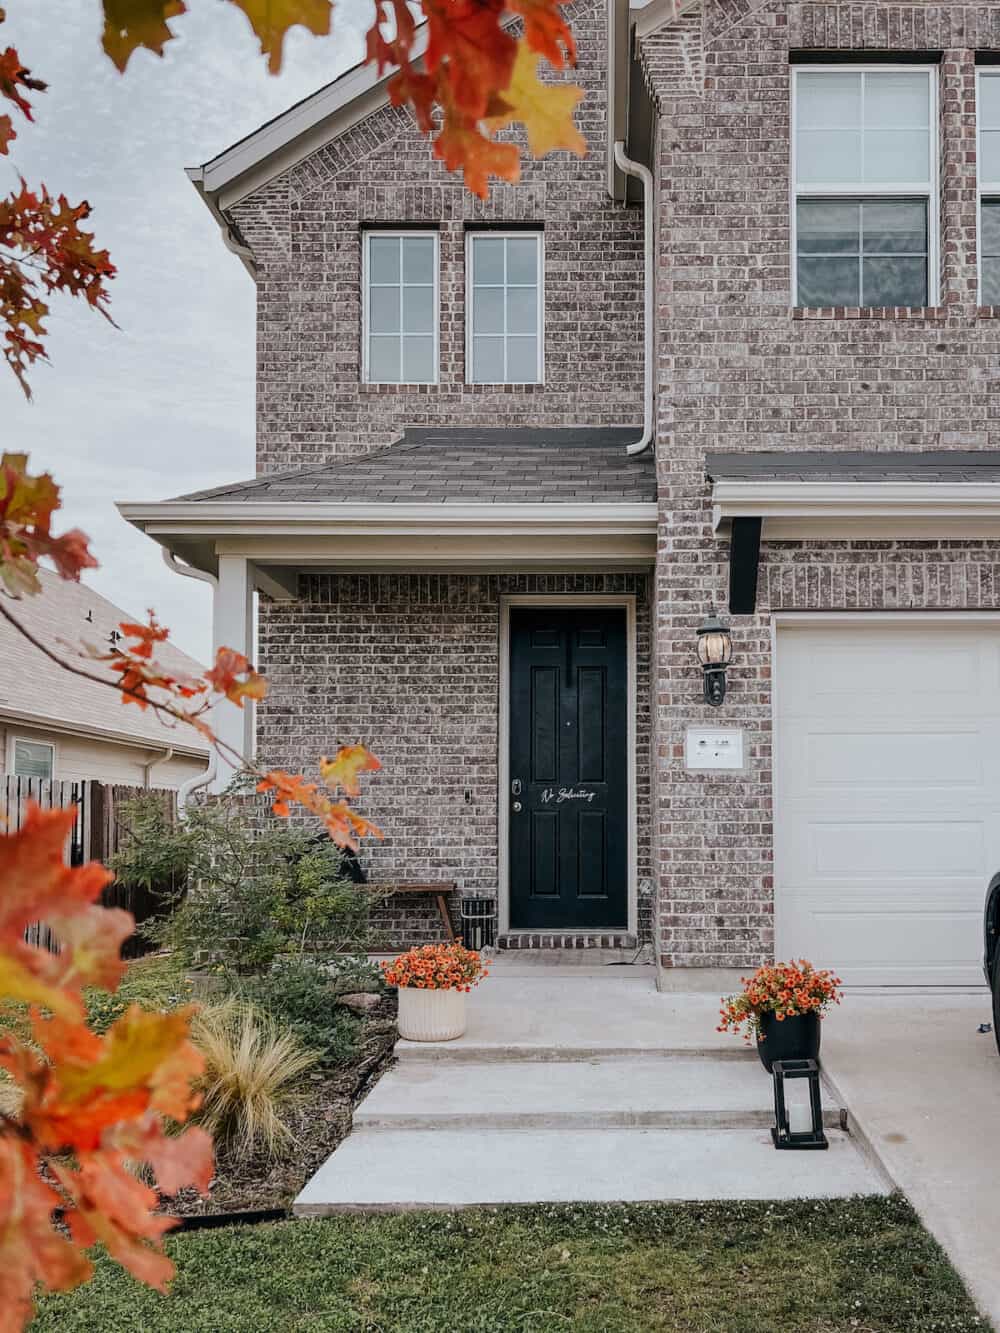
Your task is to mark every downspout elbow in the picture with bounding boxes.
[613,140,654,457]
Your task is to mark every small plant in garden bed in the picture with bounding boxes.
[718,959,843,1043]
[382,942,489,991]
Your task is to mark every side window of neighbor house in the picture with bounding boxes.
[793,67,936,308]
[467,232,543,384]
[12,738,54,780]
[978,72,1000,303]
[363,232,438,384]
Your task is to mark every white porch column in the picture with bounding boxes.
[211,554,255,792]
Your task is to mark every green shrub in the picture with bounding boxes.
[84,952,193,1034]
[238,958,367,1069]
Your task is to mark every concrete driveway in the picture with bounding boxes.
[822,989,1000,1330]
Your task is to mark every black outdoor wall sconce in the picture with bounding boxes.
[696,614,733,708]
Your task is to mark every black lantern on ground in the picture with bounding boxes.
[770,1058,828,1150]
[696,614,733,707]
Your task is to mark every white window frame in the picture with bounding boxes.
[361,229,439,385]
[790,64,939,308]
[7,733,57,780]
[465,230,545,385]
[976,68,1000,304]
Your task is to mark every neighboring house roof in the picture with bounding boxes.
[173,428,655,505]
[706,450,1000,483]
[0,572,209,757]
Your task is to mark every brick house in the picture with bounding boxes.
[123,0,1000,987]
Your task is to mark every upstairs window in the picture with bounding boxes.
[978,72,1000,303]
[362,231,438,384]
[792,67,937,308]
[467,232,543,383]
[12,738,54,780]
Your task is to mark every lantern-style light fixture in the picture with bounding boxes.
[696,614,733,707]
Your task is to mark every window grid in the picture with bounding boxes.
[977,72,1000,303]
[362,231,438,385]
[797,198,929,308]
[791,65,938,308]
[467,232,543,384]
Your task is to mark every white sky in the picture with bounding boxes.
[1,0,371,661]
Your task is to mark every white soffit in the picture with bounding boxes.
[712,479,1000,540]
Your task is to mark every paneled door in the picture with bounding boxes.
[508,606,628,930]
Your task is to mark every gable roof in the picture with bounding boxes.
[0,572,209,757]
[172,427,656,505]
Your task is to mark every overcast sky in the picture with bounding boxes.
[2,1,371,661]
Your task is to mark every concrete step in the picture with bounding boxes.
[355,1055,842,1131]
[395,1042,755,1064]
[293,1125,886,1215]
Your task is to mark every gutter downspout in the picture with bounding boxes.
[613,140,654,457]
[162,549,218,812]
[142,747,173,789]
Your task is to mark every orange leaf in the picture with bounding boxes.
[319,744,381,797]
[0,454,97,592]
[111,1117,213,1197]
[508,0,576,70]
[434,114,520,200]
[204,645,268,706]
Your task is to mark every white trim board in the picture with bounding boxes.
[497,594,638,939]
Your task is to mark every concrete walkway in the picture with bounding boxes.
[295,962,885,1215]
[821,988,1000,1331]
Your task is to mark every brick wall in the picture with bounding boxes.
[229,0,644,476]
[257,573,654,948]
[641,0,1000,968]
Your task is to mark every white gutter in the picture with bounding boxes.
[123,500,659,538]
[142,747,173,788]
[162,549,219,812]
[613,141,654,457]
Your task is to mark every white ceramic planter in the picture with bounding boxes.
[397,986,467,1042]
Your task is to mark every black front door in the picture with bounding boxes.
[508,606,628,930]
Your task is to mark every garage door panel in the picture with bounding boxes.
[775,622,1000,986]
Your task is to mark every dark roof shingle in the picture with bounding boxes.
[706,450,1000,484]
[174,427,654,505]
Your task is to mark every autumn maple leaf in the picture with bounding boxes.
[204,645,268,706]
[319,744,382,798]
[483,46,585,161]
[0,453,97,595]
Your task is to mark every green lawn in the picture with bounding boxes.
[34,1198,982,1333]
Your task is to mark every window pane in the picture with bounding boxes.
[797,200,860,254]
[862,256,926,306]
[402,335,435,382]
[369,286,399,334]
[797,71,861,128]
[506,237,538,284]
[981,75,1000,130]
[865,71,929,129]
[982,131,1000,183]
[368,236,399,284]
[983,257,1000,304]
[402,285,433,333]
[861,199,926,254]
[473,237,505,284]
[472,336,504,382]
[796,128,863,184]
[473,287,504,335]
[369,335,400,382]
[402,236,434,284]
[982,200,1000,257]
[13,740,53,780]
[797,255,860,307]
[506,336,538,382]
[507,286,537,335]
[864,129,930,183]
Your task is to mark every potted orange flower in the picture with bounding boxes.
[718,960,842,1071]
[381,942,489,1041]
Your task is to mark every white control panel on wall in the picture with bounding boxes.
[685,728,745,771]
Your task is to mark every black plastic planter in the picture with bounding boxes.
[756,1010,820,1073]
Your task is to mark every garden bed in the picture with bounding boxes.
[167,990,398,1218]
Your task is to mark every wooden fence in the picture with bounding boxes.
[3,775,178,959]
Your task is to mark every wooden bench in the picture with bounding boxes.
[372,881,458,942]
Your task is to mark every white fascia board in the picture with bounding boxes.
[712,479,1000,531]
[188,26,430,213]
[118,500,659,538]
[0,707,208,759]
[631,0,699,42]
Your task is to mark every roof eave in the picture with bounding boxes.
[0,705,209,759]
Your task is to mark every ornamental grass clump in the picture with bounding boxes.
[381,942,489,991]
[718,960,843,1043]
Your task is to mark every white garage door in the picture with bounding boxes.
[775,619,1000,986]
